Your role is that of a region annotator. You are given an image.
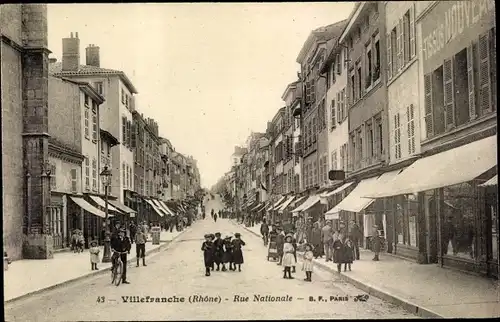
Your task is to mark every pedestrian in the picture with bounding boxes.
[291,231,298,273]
[213,232,224,271]
[110,228,132,284]
[222,235,234,271]
[260,219,269,246]
[343,238,354,272]
[129,222,137,244]
[301,244,314,282]
[348,220,362,260]
[321,221,334,261]
[135,226,147,267]
[311,222,322,258]
[371,225,381,261]
[282,234,296,279]
[332,233,345,273]
[231,233,246,272]
[89,240,100,270]
[71,230,79,252]
[214,212,218,222]
[201,234,214,276]
[276,227,285,266]
[77,231,85,253]
[209,234,216,271]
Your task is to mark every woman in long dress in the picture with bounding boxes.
[231,233,246,272]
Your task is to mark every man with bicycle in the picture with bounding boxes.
[111,228,132,284]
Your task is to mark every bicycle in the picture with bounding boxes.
[111,250,128,286]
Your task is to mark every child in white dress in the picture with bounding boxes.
[302,244,314,282]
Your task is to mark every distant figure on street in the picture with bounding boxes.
[333,233,345,273]
[348,220,362,260]
[321,221,334,262]
[213,232,224,271]
[222,235,234,271]
[129,222,137,244]
[343,238,354,272]
[110,228,132,284]
[371,225,382,261]
[260,219,269,246]
[213,212,218,223]
[301,244,314,282]
[135,226,147,267]
[211,209,214,219]
[282,234,296,279]
[311,222,322,259]
[276,227,285,266]
[201,234,214,276]
[231,233,245,272]
[89,240,100,270]
[291,231,298,273]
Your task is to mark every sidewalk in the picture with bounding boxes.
[3,229,189,303]
[233,220,500,318]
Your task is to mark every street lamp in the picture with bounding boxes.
[100,166,112,263]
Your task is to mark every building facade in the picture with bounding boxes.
[282,81,302,195]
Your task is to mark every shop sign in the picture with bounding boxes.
[421,0,495,64]
[325,213,339,220]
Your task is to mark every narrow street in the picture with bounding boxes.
[5,196,415,321]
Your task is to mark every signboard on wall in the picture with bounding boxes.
[420,0,495,73]
[325,213,339,220]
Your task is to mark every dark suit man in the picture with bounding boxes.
[111,228,132,284]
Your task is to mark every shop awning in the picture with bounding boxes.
[70,196,108,218]
[277,196,296,213]
[325,175,381,214]
[271,196,287,210]
[250,202,263,211]
[88,195,122,213]
[157,200,175,216]
[321,181,355,197]
[364,135,497,198]
[145,199,164,217]
[151,199,170,217]
[108,199,137,214]
[292,195,320,213]
[480,174,497,187]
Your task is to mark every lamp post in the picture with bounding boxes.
[100,166,112,263]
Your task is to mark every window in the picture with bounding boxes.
[394,113,402,160]
[121,88,125,104]
[313,160,318,186]
[330,99,336,129]
[407,105,416,155]
[71,169,78,193]
[323,155,328,183]
[84,103,90,140]
[365,44,372,89]
[424,28,495,139]
[403,11,411,64]
[92,158,97,191]
[50,163,56,189]
[363,15,370,31]
[388,27,397,79]
[125,95,129,108]
[95,82,103,96]
[331,150,337,170]
[357,129,363,164]
[92,103,97,142]
[85,157,90,190]
[377,118,383,155]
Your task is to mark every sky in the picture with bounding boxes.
[47,2,354,189]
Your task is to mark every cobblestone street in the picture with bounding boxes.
[5,216,416,320]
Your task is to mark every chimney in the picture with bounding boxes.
[62,32,80,71]
[85,43,100,67]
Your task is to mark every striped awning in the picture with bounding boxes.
[277,196,295,213]
[480,174,497,187]
[88,195,122,213]
[145,199,164,217]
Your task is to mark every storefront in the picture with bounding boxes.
[365,136,498,278]
[69,196,110,248]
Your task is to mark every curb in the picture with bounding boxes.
[4,224,194,305]
[232,221,443,319]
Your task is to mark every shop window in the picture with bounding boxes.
[395,195,418,247]
[441,182,477,260]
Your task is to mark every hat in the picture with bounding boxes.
[90,240,98,246]
[285,233,293,240]
[204,234,211,238]
[215,232,221,236]
[225,235,232,239]
[304,243,314,250]
[234,233,241,238]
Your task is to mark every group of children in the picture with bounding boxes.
[201,232,245,276]
[71,230,86,253]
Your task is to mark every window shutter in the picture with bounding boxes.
[478,32,492,114]
[331,99,336,127]
[71,169,78,193]
[305,81,310,104]
[490,28,496,111]
[403,15,409,64]
[466,44,477,120]
[310,80,316,103]
[409,5,416,58]
[424,74,434,137]
[387,32,392,79]
[397,19,403,70]
[122,117,127,142]
[443,58,455,129]
[131,123,137,148]
[336,54,341,75]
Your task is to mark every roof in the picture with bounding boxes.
[281,80,299,101]
[100,129,119,146]
[57,77,105,104]
[296,19,349,64]
[319,20,349,74]
[49,62,138,94]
